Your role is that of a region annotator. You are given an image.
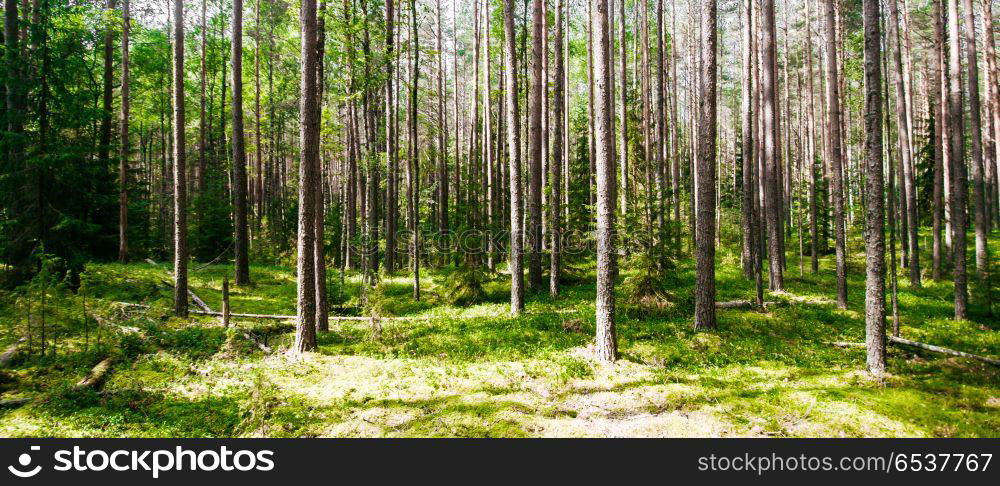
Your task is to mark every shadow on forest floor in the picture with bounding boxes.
[0,230,998,437]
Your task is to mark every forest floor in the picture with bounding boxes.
[1,231,998,437]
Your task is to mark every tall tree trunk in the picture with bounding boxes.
[363,0,379,284]
[232,0,251,285]
[805,0,819,274]
[218,5,228,174]
[527,0,543,291]
[199,0,206,193]
[670,0,680,254]
[946,0,968,319]
[119,0,130,263]
[254,0,263,222]
[931,0,945,280]
[173,0,188,317]
[762,0,783,292]
[359,0,379,285]
[99,0,116,172]
[740,0,755,280]
[640,0,651,241]
[655,0,666,265]
[5,0,23,137]
[296,0,319,351]
[741,0,762,304]
[694,0,717,330]
[885,52,901,340]
[982,0,1000,231]
[452,0,460,256]
[436,0,448,252]
[961,0,989,280]
[386,0,398,273]
[344,0,358,271]
[593,0,618,360]
[822,0,847,308]
[503,0,524,314]
[408,0,419,297]
[481,0,493,270]
[315,0,328,332]
[587,0,596,223]
[618,0,628,217]
[861,0,886,378]
[887,0,920,287]
[550,0,564,297]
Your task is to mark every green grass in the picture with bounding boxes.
[0,230,998,437]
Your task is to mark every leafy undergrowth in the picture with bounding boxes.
[0,232,998,437]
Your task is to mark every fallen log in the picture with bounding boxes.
[827,338,1000,367]
[716,295,836,310]
[116,302,430,322]
[146,258,214,313]
[0,397,31,408]
[889,336,1000,367]
[115,302,294,320]
[240,329,272,354]
[189,310,434,322]
[715,300,781,309]
[0,338,26,367]
[189,290,213,313]
[193,309,295,320]
[73,357,114,391]
[158,280,213,313]
[772,292,838,306]
[828,341,866,348]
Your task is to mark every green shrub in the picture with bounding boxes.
[621,252,680,317]
[118,332,151,361]
[442,267,489,306]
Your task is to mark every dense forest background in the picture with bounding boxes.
[1,0,998,396]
